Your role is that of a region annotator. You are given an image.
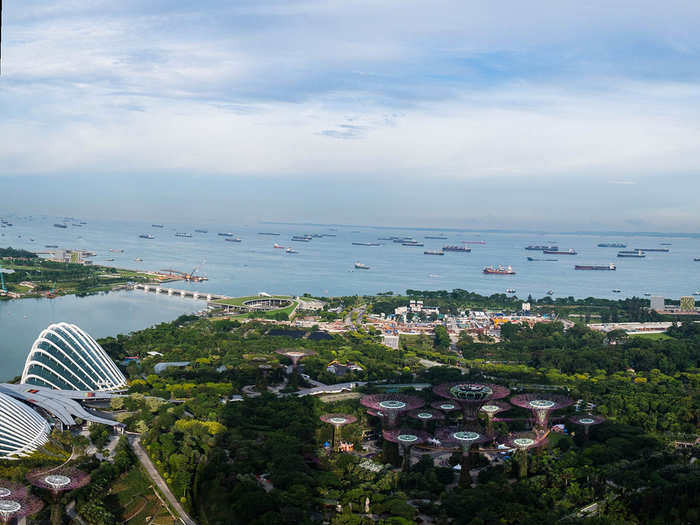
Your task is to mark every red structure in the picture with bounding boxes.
[509,393,574,432]
[360,394,424,428]
[569,414,605,440]
[437,427,490,486]
[433,382,510,424]
[320,413,357,451]
[382,428,430,471]
[27,467,90,525]
[0,495,44,524]
[479,400,511,434]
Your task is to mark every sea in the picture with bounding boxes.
[1,216,698,379]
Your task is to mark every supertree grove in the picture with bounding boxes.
[0,495,44,524]
[407,408,445,429]
[382,429,430,471]
[509,393,574,432]
[433,382,510,426]
[569,414,605,440]
[479,400,511,435]
[320,413,357,451]
[27,467,90,525]
[360,394,424,428]
[0,480,27,500]
[436,427,490,486]
[501,432,549,478]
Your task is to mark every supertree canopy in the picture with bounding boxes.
[433,382,510,422]
[320,414,358,451]
[407,409,445,427]
[569,415,605,439]
[275,348,316,368]
[509,393,574,431]
[28,466,91,525]
[431,400,460,415]
[0,480,27,500]
[436,427,490,486]
[501,432,548,478]
[360,394,424,428]
[382,428,430,471]
[0,495,44,524]
[479,400,511,434]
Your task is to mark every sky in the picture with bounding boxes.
[1,1,699,231]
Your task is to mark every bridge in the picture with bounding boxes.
[132,283,230,301]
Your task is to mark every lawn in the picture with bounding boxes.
[108,465,176,524]
[629,332,673,341]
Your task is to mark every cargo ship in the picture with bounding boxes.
[483,265,515,275]
[618,250,645,258]
[139,234,154,239]
[543,248,577,255]
[195,229,208,233]
[218,232,234,237]
[225,237,242,242]
[45,244,59,248]
[575,264,616,270]
[402,241,424,247]
[354,262,370,269]
[424,235,448,240]
[393,238,416,243]
[291,236,311,242]
[634,248,669,252]
[151,224,164,228]
[352,242,381,246]
[597,243,626,248]
[258,232,280,236]
[527,257,558,261]
[424,250,444,256]
[175,232,192,238]
[694,258,700,262]
[443,245,471,252]
[53,223,67,229]
[525,245,558,251]
[462,240,486,245]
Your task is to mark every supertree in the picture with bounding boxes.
[501,432,548,478]
[360,394,424,428]
[407,408,445,429]
[436,427,490,487]
[320,413,357,451]
[0,480,27,500]
[27,467,90,525]
[569,415,605,441]
[509,393,574,432]
[479,400,511,435]
[275,348,316,371]
[382,429,430,471]
[0,495,44,525]
[433,382,510,427]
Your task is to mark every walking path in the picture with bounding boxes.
[128,435,198,525]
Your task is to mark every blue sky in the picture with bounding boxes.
[1,1,699,230]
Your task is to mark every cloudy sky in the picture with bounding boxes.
[1,1,699,230]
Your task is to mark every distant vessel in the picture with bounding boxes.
[105,258,115,262]
[635,248,669,252]
[139,234,154,239]
[547,290,554,295]
[135,257,143,262]
[285,248,298,254]
[527,257,558,261]
[72,223,82,227]
[402,242,424,247]
[695,258,700,262]
[575,264,616,270]
[443,245,471,252]
[291,236,311,242]
[618,250,646,258]
[506,288,516,294]
[352,242,381,246]
[543,248,577,255]
[225,237,242,243]
[273,243,285,249]
[660,243,672,246]
[354,262,370,269]
[175,232,192,238]
[195,229,208,233]
[462,240,486,245]
[483,265,515,275]
[424,250,444,256]
[109,248,124,253]
[152,224,164,228]
[525,245,558,251]
[53,223,67,229]
[424,235,448,240]
[258,232,280,236]
[612,289,622,293]
[44,244,58,248]
[598,243,626,248]
[218,232,234,237]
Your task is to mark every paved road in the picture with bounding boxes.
[128,435,198,525]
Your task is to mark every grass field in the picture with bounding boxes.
[630,332,674,341]
[108,465,176,524]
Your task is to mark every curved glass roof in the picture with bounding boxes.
[0,392,50,460]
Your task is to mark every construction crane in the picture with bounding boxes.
[186,260,208,282]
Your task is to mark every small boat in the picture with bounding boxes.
[273,243,285,249]
[105,258,115,262]
[45,244,58,248]
[139,234,154,239]
[694,291,700,295]
[354,262,370,269]
[547,290,554,295]
[175,232,192,238]
[506,288,516,294]
[109,249,124,253]
[225,237,242,243]
[53,223,67,229]
[218,232,234,237]
[612,289,622,293]
[195,229,208,233]
[135,257,143,262]
[644,293,651,296]
[152,224,164,228]
[285,248,298,254]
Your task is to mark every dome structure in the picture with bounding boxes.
[21,323,126,392]
[0,393,50,460]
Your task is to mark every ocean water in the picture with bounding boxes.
[2,216,698,301]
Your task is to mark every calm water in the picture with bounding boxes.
[0,291,203,381]
[2,216,697,301]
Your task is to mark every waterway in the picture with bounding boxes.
[0,290,203,381]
